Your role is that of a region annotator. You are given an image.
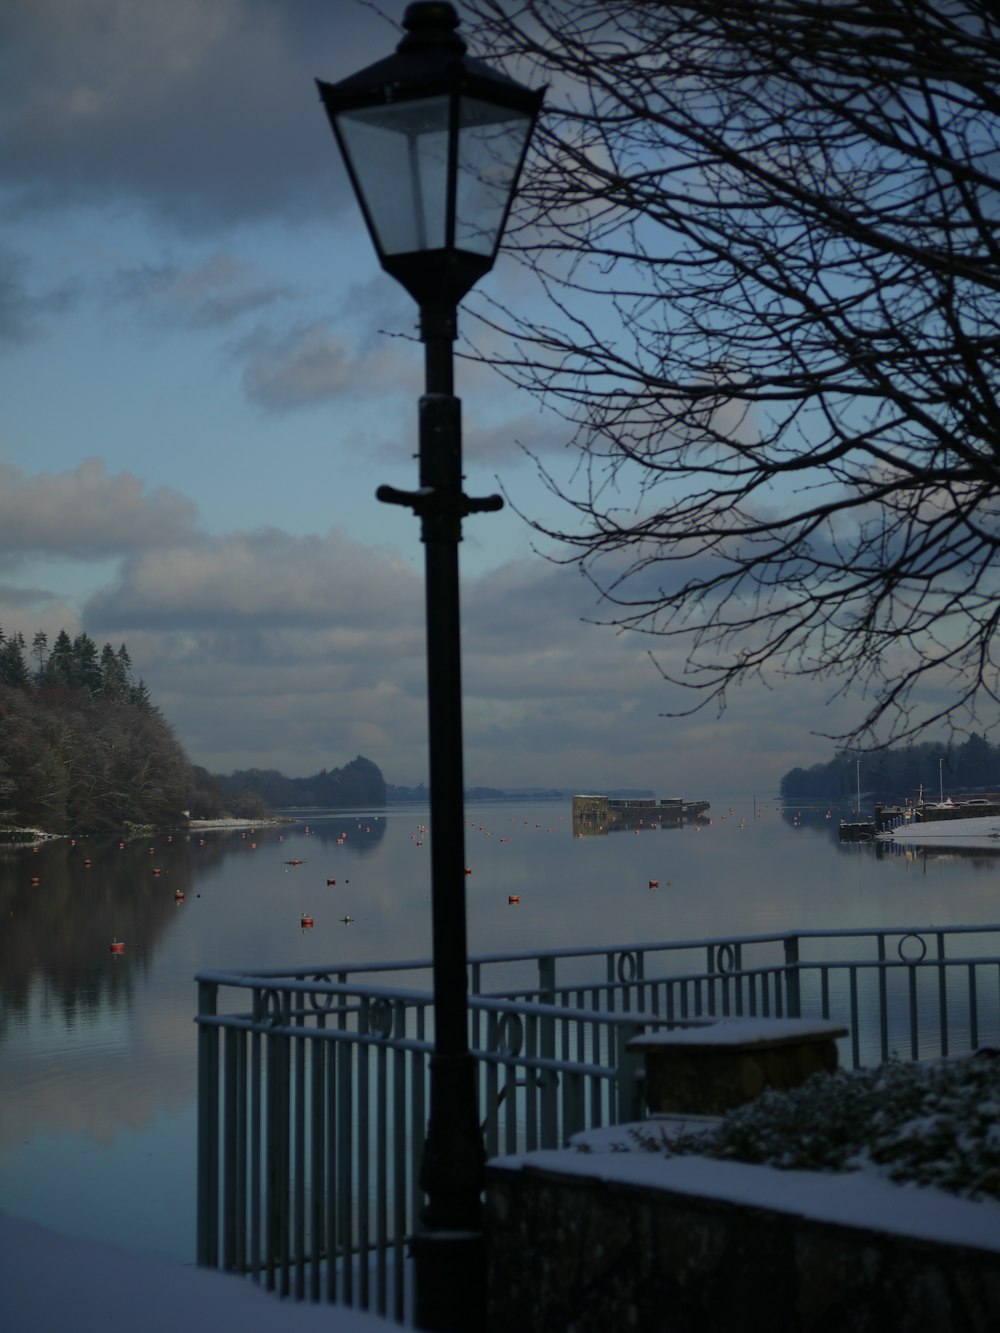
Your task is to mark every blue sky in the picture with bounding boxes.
[0,0,862,794]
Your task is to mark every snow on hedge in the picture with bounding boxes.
[616,1053,1000,1201]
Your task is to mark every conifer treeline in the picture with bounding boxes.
[0,626,191,833]
[780,736,998,804]
[0,627,388,833]
[0,627,157,709]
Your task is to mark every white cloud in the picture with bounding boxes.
[0,460,199,563]
[86,526,421,628]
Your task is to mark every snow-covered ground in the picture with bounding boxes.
[1,1212,396,1333]
[8,1137,1000,1333]
[877,814,1000,843]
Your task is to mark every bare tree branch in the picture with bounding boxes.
[462,0,1000,744]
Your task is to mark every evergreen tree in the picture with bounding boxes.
[70,633,102,694]
[130,676,162,718]
[98,642,130,700]
[46,629,74,685]
[30,630,48,679]
[0,633,31,688]
[116,643,134,687]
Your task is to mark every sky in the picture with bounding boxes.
[0,0,866,795]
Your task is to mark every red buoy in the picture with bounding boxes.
[327,878,336,885]
[648,879,659,889]
[508,895,521,905]
[109,938,125,955]
[153,868,162,877]
[30,876,40,887]
[174,889,185,902]
[301,914,314,929]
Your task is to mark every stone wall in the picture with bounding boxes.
[485,1155,1000,1331]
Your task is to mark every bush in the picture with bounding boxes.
[624,1053,1000,1201]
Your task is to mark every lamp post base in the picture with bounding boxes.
[411,1229,486,1332]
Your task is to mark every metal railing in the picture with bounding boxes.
[196,923,1000,1323]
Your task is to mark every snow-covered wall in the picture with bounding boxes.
[485,1153,1000,1331]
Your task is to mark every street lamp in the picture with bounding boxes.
[317,5,542,1329]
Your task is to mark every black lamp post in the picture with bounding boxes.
[317,5,542,1329]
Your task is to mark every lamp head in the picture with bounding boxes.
[317,2,544,308]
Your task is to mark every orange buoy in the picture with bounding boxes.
[648,879,659,889]
[508,894,520,904]
[109,938,125,955]
[118,842,125,850]
[464,867,472,875]
[301,914,314,929]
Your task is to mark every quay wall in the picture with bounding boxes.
[486,1155,1000,1332]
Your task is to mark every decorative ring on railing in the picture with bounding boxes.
[308,975,337,1012]
[366,997,394,1040]
[253,988,284,1027]
[898,933,928,963]
[616,951,638,984]
[715,943,736,975]
[497,1012,523,1057]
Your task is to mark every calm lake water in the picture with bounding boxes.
[2,794,999,1263]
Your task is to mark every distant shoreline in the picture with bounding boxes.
[0,816,293,843]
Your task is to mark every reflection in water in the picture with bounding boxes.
[0,816,389,1039]
[0,836,188,1040]
[1,800,999,1263]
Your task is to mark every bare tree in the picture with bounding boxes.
[461,0,1000,743]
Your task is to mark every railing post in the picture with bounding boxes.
[783,935,801,1018]
[615,1021,644,1123]
[197,978,219,1267]
[538,954,556,1003]
[537,957,558,1144]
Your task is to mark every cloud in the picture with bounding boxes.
[0,460,199,564]
[76,521,834,789]
[239,318,415,412]
[1,0,412,230]
[0,459,856,794]
[85,526,421,629]
[0,244,78,346]
[111,253,290,328]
